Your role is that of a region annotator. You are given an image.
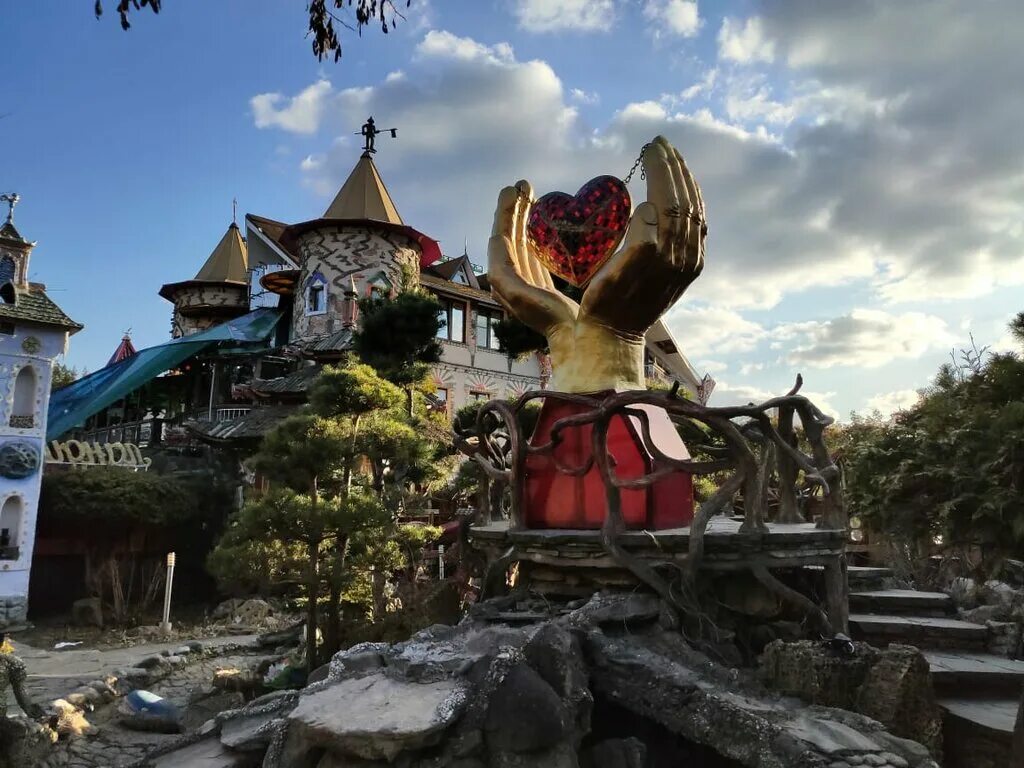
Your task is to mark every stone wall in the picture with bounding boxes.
[293,225,420,340]
[0,594,28,627]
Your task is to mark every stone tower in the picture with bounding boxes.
[278,150,438,343]
[158,222,250,338]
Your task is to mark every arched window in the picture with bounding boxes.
[0,255,15,285]
[11,365,37,428]
[0,257,15,305]
[0,496,22,558]
[305,270,328,316]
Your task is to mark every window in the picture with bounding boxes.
[434,387,449,413]
[436,299,465,343]
[368,273,393,299]
[475,308,502,351]
[308,285,324,312]
[470,390,491,402]
[0,256,14,285]
[0,496,22,559]
[453,270,469,285]
[0,322,13,336]
[10,365,36,429]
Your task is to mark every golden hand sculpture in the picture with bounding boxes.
[488,136,707,393]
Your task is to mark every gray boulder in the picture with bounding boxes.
[286,671,469,762]
[484,662,570,754]
[71,597,103,628]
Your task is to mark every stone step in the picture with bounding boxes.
[849,613,988,650]
[939,696,1015,767]
[927,650,1024,697]
[804,564,893,589]
[849,589,952,616]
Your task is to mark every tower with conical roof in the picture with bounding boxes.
[159,221,250,338]
[270,120,441,345]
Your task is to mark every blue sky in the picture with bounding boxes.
[3,1,1022,418]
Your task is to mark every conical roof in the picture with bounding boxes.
[107,333,138,367]
[323,153,404,224]
[194,222,249,283]
[0,220,27,244]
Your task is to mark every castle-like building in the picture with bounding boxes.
[0,196,82,628]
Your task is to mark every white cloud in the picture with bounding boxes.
[709,380,840,420]
[778,309,953,369]
[698,360,728,374]
[644,0,701,38]
[416,30,514,63]
[663,305,767,357]
[514,0,615,33]
[863,389,921,417]
[570,88,600,105]
[251,80,332,135]
[252,12,1024,320]
[718,17,775,64]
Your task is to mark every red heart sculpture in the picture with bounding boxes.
[527,175,631,287]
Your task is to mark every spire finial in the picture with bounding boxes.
[0,193,20,225]
[123,327,132,340]
[232,197,238,227]
[356,116,397,156]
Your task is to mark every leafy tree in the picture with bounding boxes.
[95,0,415,61]
[354,282,442,415]
[840,312,1024,578]
[51,362,79,391]
[210,361,444,665]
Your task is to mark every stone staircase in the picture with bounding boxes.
[840,566,1022,767]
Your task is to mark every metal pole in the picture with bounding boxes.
[161,552,176,634]
[207,363,217,421]
[438,544,445,580]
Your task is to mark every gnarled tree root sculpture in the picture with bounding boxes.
[456,375,846,635]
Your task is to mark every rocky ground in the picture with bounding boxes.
[144,592,941,768]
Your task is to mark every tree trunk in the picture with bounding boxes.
[406,387,414,418]
[324,534,349,659]
[305,539,320,670]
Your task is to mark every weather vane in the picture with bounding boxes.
[356,116,397,156]
[0,193,19,224]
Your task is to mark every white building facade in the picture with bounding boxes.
[0,199,82,628]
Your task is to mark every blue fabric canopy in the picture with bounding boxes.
[47,309,282,440]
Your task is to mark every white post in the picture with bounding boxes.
[161,552,176,634]
[438,544,445,580]
[207,363,217,421]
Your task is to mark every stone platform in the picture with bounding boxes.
[470,517,851,632]
[471,518,847,572]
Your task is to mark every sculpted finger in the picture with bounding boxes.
[677,147,706,222]
[644,137,681,238]
[673,147,700,221]
[514,179,547,288]
[622,201,659,252]
[490,185,520,241]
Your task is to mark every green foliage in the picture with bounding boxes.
[354,290,443,388]
[209,358,450,664]
[308,363,405,418]
[840,315,1024,572]
[40,467,199,525]
[51,362,79,391]
[493,318,548,358]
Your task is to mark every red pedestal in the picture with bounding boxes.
[523,397,695,530]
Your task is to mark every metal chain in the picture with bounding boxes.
[623,143,652,185]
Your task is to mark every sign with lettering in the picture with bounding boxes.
[44,440,152,470]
